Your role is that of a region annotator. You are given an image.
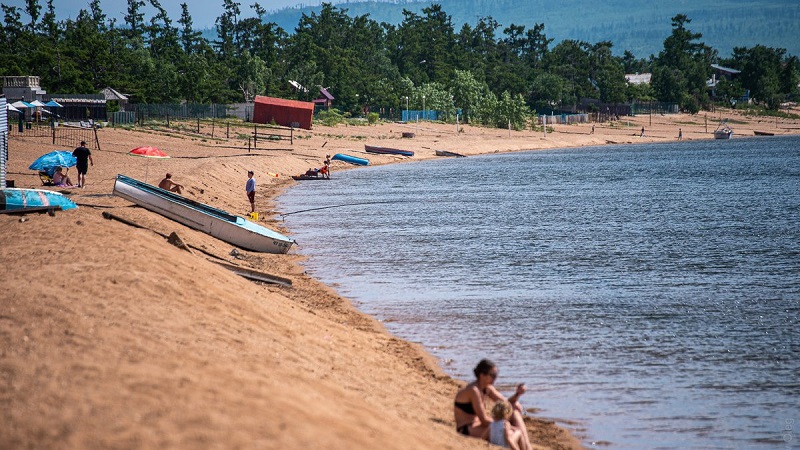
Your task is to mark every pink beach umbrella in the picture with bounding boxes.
[128,146,169,182]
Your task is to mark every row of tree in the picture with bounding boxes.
[1,1,798,128]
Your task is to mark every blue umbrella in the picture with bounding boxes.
[44,100,63,108]
[29,150,77,177]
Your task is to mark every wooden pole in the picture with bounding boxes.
[197,117,200,134]
[253,124,257,148]
[290,127,293,145]
[211,117,215,138]
[226,122,230,139]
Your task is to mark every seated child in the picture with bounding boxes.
[483,401,523,450]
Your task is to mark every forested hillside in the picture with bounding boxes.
[265,0,800,58]
[1,1,797,127]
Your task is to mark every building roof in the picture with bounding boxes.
[101,87,128,101]
[48,94,106,104]
[254,95,314,111]
[625,73,652,85]
[318,87,334,100]
[711,64,741,75]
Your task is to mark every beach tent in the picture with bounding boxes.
[11,100,34,109]
[253,95,314,130]
[30,100,46,107]
[44,100,63,108]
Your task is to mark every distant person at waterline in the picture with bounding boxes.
[158,173,183,194]
[246,170,256,213]
[453,359,532,450]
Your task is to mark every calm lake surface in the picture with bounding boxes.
[277,136,800,449]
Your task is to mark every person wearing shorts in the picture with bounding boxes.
[72,141,93,188]
[246,170,256,213]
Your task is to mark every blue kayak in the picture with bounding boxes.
[331,153,370,166]
[0,188,78,211]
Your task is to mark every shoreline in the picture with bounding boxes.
[2,108,799,449]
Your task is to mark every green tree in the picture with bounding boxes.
[652,14,712,112]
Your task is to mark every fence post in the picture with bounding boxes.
[253,124,257,148]
[248,137,251,153]
[211,118,215,138]
[197,117,200,134]
[290,127,293,145]
[166,113,170,128]
[226,122,230,139]
[93,126,101,152]
[52,121,56,144]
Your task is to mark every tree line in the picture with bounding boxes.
[1,1,798,128]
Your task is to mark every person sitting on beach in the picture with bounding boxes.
[319,163,330,179]
[482,401,524,450]
[453,359,532,450]
[158,173,184,194]
[304,168,320,177]
[52,167,73,187]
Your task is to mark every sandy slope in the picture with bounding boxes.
[2,108,798,449]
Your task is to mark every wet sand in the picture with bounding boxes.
[2,108,798,449]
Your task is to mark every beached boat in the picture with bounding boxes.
[364,145,414,157]
[112,174,294,254]
[714,121,734,139]
[753,130,775,136]
[435,149,466,158]
[331,153,369,166]
[0,188,77,211]
[291,174,329,181]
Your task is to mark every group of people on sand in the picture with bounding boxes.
[302,154,332,179]
[454,359,534,450]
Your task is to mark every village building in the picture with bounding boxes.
[252,95,314,130]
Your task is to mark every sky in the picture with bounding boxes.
[3,0,337,29]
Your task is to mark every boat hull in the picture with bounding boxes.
[331,153,369,166]
[113,175,293,254]
[364,145,414,157]
[435,149,466,157]
[0,188,77,211]
[291,175,329,180]
[714,131,733,139]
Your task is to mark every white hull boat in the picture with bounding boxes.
[113,174,294,254]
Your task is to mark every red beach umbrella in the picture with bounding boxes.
[129,146,169,159]
[128,146,170,182]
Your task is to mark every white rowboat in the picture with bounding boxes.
[113,174,294,254]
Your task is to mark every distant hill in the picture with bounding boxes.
[262,0,800,58]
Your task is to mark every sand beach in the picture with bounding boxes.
[2,108,799,449]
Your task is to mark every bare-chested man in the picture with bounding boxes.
[158,173,183,194]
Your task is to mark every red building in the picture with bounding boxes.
[252,95,314,130]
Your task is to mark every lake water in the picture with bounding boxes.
[277,136,800,449]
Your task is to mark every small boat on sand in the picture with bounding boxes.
[435,149,466,157]
[714,121,734,139]
[113,174,294,254]
[0,188,77,211]
[291,174,329,181]
[364,145,414,157]
[331,153,369,166]
[753,130,775,136]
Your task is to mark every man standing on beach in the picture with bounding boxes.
[72,140,93,188]
[246,170,256,213]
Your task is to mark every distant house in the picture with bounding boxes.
[100,87,129,110]
[313,87,335,109]
[707,64,747,102]
[625,73,652,85]
[252,95,314,130]
[47,94,107,121]
[2,76,47,102]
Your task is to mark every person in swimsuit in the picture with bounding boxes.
[482,401,523,450]
[453,359,532,450]
[52,167,73,187]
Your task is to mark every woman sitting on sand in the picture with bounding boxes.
[453,359,532,450]
[52,167,73,187]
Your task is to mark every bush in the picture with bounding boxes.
[367,112,380,125]
[316,108,345,127]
